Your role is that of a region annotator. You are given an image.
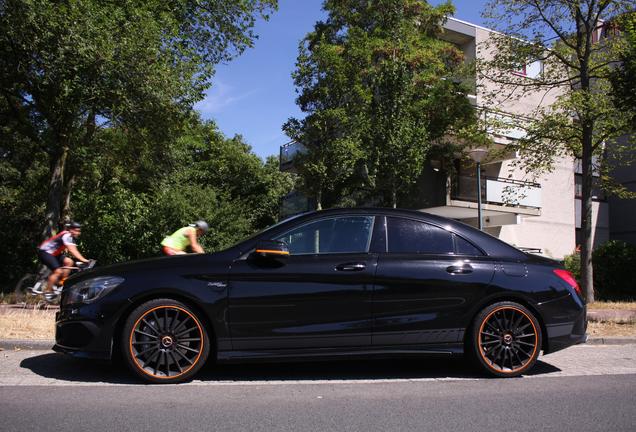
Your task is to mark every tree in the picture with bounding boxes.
[479,0,635,302]
[286,0,476,208]
[0,0,277,237]
[284,110,363,210]
[610,12,636,121]
[68,117,293,267]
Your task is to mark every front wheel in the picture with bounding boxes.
[122,299,210,384]
[470,301,542,377]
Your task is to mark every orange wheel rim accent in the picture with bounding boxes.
[477,306,538,374]
[129,305,204,380]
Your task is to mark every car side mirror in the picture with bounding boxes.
[254,240,290,261]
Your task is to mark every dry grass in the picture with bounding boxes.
[587,301,636,310]
[0,308,56,339]
[0,292,47,305]
[0,308,635,342]
[587,321,636,337]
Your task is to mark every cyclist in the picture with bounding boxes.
[161,220,208,255]
[37,221,91,301]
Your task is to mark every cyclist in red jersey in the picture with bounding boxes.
[37,221,90,300]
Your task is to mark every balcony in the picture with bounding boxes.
[423,175,541,227]
[279,141,306,172]
[452,175,541,209]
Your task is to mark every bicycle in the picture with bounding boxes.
[25,259,97,304]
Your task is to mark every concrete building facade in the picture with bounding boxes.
[280,17,613,260]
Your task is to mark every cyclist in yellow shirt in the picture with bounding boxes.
[161,221,208,255]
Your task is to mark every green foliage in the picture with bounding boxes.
[0,0,278,235]
[592,241,636,301]
[610,12,636,125]
[0,134,49,283]
[285,0,477,208]
[0,0,288,291]
[68,117,293,267]
[1,114,293,291]
[563,251,581,284]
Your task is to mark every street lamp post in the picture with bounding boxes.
[468,148,488,231]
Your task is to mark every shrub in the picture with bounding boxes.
[563,251,581,283]
[593,240,636,301]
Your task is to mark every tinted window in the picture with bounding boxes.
[387,217,453,254]
[275,216,374,255]
[454,234,484,256]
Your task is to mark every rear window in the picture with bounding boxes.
[387,217,454,254]
[454,234,484,256]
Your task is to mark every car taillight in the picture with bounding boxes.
[553,269,582,297]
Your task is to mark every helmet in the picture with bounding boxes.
[191,220,209,233]
[66,221,82,229]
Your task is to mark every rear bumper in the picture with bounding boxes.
[542,297,587,354]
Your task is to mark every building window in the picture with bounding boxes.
[513,59,543,79]
[574,173,606,201]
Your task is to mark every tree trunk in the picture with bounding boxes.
[43,145,69,239]
[316,189,322,210]
[580,128,595,303]
[61,173,77,223]
[391,186,397,208]
[60,110,94,223]
[578,26,595,303]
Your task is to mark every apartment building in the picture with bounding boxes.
[280,17,611,260]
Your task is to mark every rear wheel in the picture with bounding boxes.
[471,301,542,377]
[122,299,210,384]
[13,273,37,303]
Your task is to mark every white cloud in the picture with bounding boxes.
[195,80,258,116]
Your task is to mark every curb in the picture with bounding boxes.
[585,336,636,345]
[1,337,636,352]
[587,309,636,323]
[0,339,54,351]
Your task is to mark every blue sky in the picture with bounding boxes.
[195,0,489,159]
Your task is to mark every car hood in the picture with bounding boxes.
[65,250,237,285]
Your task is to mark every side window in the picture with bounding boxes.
[454,234,484,256]
[387,217,454,254]
[275,216,374,255]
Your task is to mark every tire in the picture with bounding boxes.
[13,273,37,303]
[470,301,542,378]
[122,298,210,384]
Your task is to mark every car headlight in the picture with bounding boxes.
[64,276,125,305]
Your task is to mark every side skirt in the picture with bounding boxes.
[216,343,464,363]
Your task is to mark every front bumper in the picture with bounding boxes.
[54,305,114,360]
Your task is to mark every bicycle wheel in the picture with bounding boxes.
[13,273,38,303]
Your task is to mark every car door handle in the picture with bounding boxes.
[446,264,473,274]
[336,262,366,272]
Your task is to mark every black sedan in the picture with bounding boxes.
[55,208,586,383]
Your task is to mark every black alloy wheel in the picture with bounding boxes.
[471,301,542,377]
[122,299,210,383]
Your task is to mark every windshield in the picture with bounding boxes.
[233,212,309,248]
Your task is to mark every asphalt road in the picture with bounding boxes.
[1,344,635,432]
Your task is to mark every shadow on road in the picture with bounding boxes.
[20,352,562,384]
[20,354,137,384]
